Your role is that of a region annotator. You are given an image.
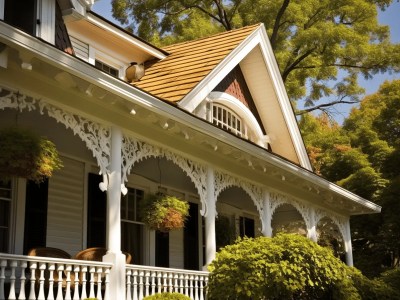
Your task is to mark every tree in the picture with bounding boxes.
[301,80,400,277]
[111,0,400,114]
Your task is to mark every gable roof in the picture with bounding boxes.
[133,24,261,102]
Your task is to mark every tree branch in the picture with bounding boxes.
[296,99,359,115]
[270,0,290,50]
[282,48,316,81]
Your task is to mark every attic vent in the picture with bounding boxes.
[70,36,89,61]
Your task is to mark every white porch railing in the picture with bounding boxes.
[0,253,113,300]
[126,265,209,300]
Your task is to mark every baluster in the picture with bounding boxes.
[96,267,102,300]
[47,263,55,300]
[132,270,138,300]
[7,260,16,300]
[88,266,96,299]
[194,275,199,300]
[64,265,72,300]
[37,262,46,300]
[104,268,110,300]
[168,273,173,293]
[72,265,80,300]
[199,276,204,300]
[55,264,64,300]
[28,262,37,300]
[0,259,7,300]
[204,276,208,300]
[80,266,88,299]
[126,269,132,300]
[179,274,184,295]
[144,271,150,296]
[150,271,156,295]
[184,274,189,296]
[189,275,194,299]
[173,274,179,294]
[19,261,27,300]
[138,270,144,300]
[163,272,168,293]
[157,272,162,294]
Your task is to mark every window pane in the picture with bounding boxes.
[121,222,144,265]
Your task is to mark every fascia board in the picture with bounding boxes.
[256,26,313,170]
[0,23,380,214]
[86,14,167,60]
[178,27,263,112]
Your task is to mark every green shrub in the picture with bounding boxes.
[207,233,359,300]
[142,292,191,300]
[378,268,400,298]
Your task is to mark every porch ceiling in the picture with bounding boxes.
[0,23,380,217]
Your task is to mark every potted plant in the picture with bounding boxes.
[140,193,190,232]
[0,126,63,183]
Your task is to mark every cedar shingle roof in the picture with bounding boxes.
[132,24,261,102]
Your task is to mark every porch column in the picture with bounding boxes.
[103,126,126,300]
[261,191,272,237]
[204,166,216,267]
[344,218,354,267]
[307,208,318,242]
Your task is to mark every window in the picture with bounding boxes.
[0,180,12,252]
[4,0,37,35]
[212,104,245,137]
[121,188,145,265]
[95,60,119,77]
[239,216,255,238]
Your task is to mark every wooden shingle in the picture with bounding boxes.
[132,24,261,102]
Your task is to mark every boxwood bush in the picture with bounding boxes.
[142,292,191,300]
[207,233,397,300]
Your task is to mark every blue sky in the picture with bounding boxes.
[92,1,400,122]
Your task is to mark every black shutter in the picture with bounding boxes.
[184,202,199,270]
[24,180,48,254]
[155,231,169,267]
[87,173,107,248]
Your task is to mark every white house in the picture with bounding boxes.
[0,0,380,299]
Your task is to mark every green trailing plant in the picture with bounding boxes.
[0,127,63,183]
[143,292,191,300]
[140,193,189,232]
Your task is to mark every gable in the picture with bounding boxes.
[213,66,266,135]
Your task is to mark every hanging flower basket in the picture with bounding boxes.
[140,193,190,232]
[0,127,63,183]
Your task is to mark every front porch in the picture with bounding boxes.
[0,253,209,300]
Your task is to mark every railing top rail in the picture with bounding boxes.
[0,252,113,267]
[126,264,210,275]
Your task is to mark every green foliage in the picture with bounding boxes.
[207,234,360,300]
[379,268,400,297]
[142,292,191,300]
[111,0,400,113]
[0,127,63,183]
[302,80,400,277]
[140,193,189,232]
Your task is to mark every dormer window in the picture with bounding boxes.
[212,104,245,138]
[95,60,119,77]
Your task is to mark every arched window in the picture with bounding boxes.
[212,104,245,138]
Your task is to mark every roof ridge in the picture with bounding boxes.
[162,23,262,50]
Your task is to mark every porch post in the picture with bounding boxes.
[204,166,216,267]
[103,126,126,300]
[261,191,272,237]
[307,208,318,242]
[344,218,354,267]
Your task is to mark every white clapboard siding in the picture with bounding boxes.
[70,36,89,61]
[169,229,184,269]
[47,156,85,256]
